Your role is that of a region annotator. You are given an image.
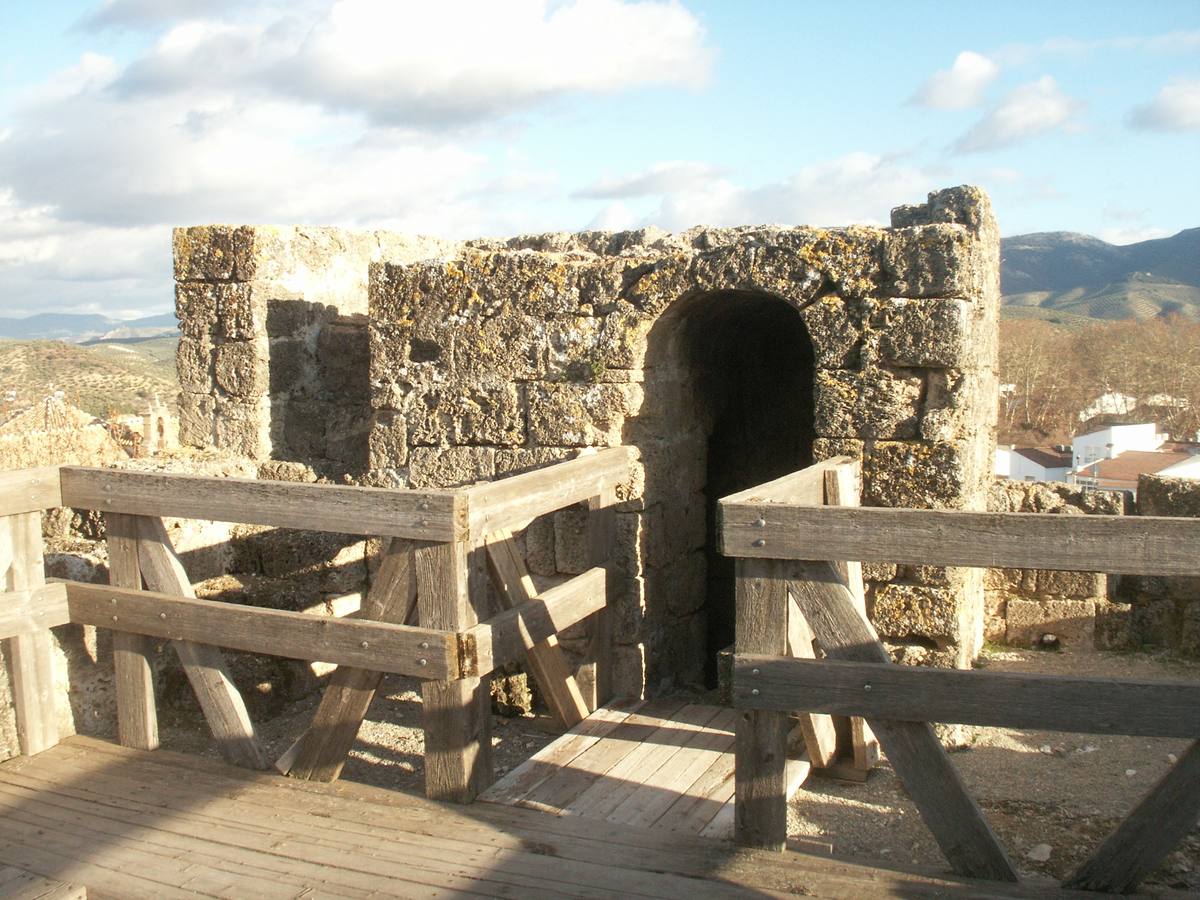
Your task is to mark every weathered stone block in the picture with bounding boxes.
[454,384,524,446]
[1005,598,1096,651]
[215,340,269,398]
[525,516,557,577]
[1034,569,1107,599]
[177,392,215,447]
[862,441,969,509]
[1138,474,1200,518]
[218,283,262,340]
[494,447,573,476]
[268,337,317,398]
[876,298,969,367]
[553,506,590,575]
[527,382,637,447]
[814,368,922,439]
[407,447,495,488]
[662,551,707,618]
[317,321,370,400]
[175,283,218,338]
[213,396,271,458]
[368,409,408,469]
[882,224,981,298]
[176,335,215,393]
[871,583,960,642]
[173,225,254,282]
[324,403,371,472]
[275,399,327,460]
[799,295,861,368]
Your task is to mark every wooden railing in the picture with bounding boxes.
[719,456,1200,893]
[0,448,627,802]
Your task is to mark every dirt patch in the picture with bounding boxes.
[788,647,1200,892]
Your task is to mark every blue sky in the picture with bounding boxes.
[1,0,1198,317]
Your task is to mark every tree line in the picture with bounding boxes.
[998,316,1200,445]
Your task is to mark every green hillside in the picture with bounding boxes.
[0,336,179,418]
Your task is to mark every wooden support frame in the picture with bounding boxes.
[277,538,419,781]
[722,502,1200,575]
[60,467,464,542]
[0,467,62,516]
[417,539,493,802]
[0,585,69,639]
[734,655,1200,738]
[2,511,60,756]
[105,512,158,751]
[65,580,457,680]
[483,531,591,727]
[463,566,607,678]
[720,455,1200,891]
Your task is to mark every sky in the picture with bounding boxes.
[1,0,1198,318]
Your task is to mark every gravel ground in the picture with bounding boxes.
[155,646,1200,892]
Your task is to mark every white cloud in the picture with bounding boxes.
[954,76,1081,153]
[994,30,1200,66]
[584,153,935,231]
[576,161,727,199]
[910,51,998,110]
[1098,226,1171,245]
[1128,79,1200,132]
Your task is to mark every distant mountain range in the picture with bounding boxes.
[2,227,1197,338]
[1001,227,1200,321]
[0,312,178,343]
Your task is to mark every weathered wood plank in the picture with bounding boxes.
[132,517,269,770]
[733,557,791,851]
[786,599,838,768]
[479,702,642,806]
[463,447,630,540]
[734,655,1200,739]
[0,468,62,517]
[59,466,465,541]
[2,512,59,756]
[583,486,617,710]
[417,539,492,802]
[0,586,69,639]
[64,581,455,679]
[484,531,590,727]
[721,502,1200,576]
[1065,739,1200,893]
[720,456,849,506]
[465,566,606,677]
[783,560,1018,882]
[279,538,418,781]
[104,513,159,752]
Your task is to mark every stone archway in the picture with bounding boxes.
[629,289,815,688]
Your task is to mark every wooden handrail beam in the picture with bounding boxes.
[720,457,849,506]
[63,581,459,680]
[463,447,631,540]
[0,468,62,516]
[0,584,70,640]
[720,503,1200,576]
[734,654,1200,739]
[463,566,607,677]
[59,467,466,541]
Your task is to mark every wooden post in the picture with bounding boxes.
[418,539,493,802]
[783,559,1018,881]
[2,512,59,756]
[484,531,589,728]
[583,488,616,710]
[733,557,790,851]
[135,516,268,769]
[104,513,158,750]
[278,538,417,780]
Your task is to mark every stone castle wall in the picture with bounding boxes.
[173,186,1003,699]
[986,475,1200,655]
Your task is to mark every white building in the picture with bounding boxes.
[1071,423,1167,471]
[995,446,1072,482]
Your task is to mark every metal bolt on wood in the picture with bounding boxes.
[360,641,369,649]
[752,538,766,548]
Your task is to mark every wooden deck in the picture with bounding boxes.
[480,699,809,839]
[0,736,1095,899]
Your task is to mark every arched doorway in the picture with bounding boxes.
[628,289,815,690]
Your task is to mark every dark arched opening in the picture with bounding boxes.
[631,290,815,691]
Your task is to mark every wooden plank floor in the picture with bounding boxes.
[0,864,85,900]
[481,700,810,840]
[0,736,1107,899]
